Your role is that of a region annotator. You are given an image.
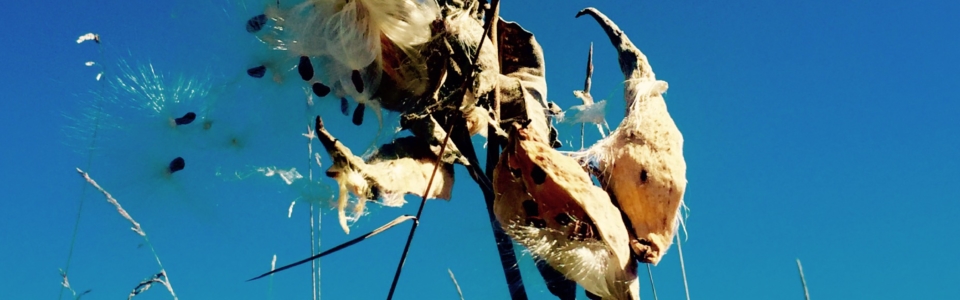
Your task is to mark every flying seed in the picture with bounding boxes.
[245,14,267,33]
[352,103,365,125]
[340,97,349,116]
[174,112,196,126]
[311,82,330,97]
[247,65,266,78]
[298,56,314,81]
[168,157,185,174]
[351,70,364,93]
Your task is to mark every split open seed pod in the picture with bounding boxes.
[493,123,638,299]
[314,116,454,234]
[574,8,688,265]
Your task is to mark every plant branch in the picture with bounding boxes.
[249,215,418,281]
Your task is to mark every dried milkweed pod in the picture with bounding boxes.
[313,116,454,234]
[573,8,687,265]
[493,123,638,299]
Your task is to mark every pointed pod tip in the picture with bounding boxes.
[575,7,597,18]
[315,115,324,130]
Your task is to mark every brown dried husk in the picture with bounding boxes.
[574,8,688,265]
[493,124,638,299]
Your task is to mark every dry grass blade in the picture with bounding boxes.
[448,269,465,300]
[797,259,810,300]
[127,271,174,300]
[76,168,144,236]
[249,215,418,281]
[59,269,91,300]
[76,168,178,299]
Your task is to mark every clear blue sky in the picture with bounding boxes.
[3,0,959,299]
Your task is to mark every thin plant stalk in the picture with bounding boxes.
[385,121,456,300]
[647,264,658,300]
[448,269,465,300]
[60,33,106,300]
[580,43,593,149]
[797,259,810,300]
[76,168,177,300]
[676,233,690,300]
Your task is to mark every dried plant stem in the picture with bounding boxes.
[448,269,465,300]
[646,264,659,300]
[385,121,456,300]
[797,259,810,300]
[269,255,277,300]
[305,122,321,300]
[580,43,594,149]
[676,234,690,300]
[75,168,177,300]
[61,34,106,300]
[476,1,529,298]
[250,215,418,281]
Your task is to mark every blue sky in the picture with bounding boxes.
[2,0,960,299]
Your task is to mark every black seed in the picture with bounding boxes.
[340,97,349,116]
[554,213,572,226]
[245,14,267,33]
[247,65,266,78]
[174,112,196,126]
[311,82,330,97]
[522,200,539,217]
[352,103,364,125]
[168,157,185,174]
[297,56,314,81]
[351,70,364,93]
[531,165,546,185]
[640,169,648,183]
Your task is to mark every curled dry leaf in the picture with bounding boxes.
[493,123,638,299]
[574,7,687,265]
[314,117,453,234]
[495,19,551,143]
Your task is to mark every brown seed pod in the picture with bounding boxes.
[493,123,638,299]
[574,7,688,265]
[314,117,454,234]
